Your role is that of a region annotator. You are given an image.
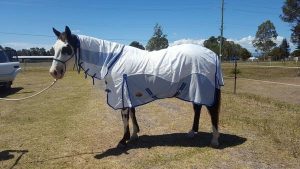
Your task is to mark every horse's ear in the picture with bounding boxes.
[53,27,61,37]
[65,26,72,41]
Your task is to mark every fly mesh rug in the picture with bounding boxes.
[76,35,224,110]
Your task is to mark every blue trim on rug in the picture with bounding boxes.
[120,73,134,108]
[75,37,124,81]
[106,72,219,110]
[107,46,124,71]
[146,88,158,99]
[106,92,218,110]
[121,74,127,108]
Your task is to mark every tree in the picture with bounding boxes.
[280,0,300,49]
[268,39,291,61]
[269,47,284,61]
[204,36,220,55]
[47,47,55,56]
[223,41,242,60]
[129,41,145,50]
[3,47,17,60]
[204,36,251,61]
[17,49,31,56]
[30,48,39,56]
[279,38,290,59]
[240,48,252,61]
[146,24,169,51]
[291,49,300,57]
[252,20,278,60]
[15,47,53,56]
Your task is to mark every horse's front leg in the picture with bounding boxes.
[187,103,202,138]
[129,108,140,141]
[118,108,130,148]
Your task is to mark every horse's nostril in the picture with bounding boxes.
[53,70,57,76]
[60,69,64,75]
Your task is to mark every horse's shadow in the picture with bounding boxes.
[0,87,24,98]
[94,132,246,159]
[0,150,28,169]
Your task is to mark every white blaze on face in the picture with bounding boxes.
[49,40,70,79]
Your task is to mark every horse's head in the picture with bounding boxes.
[49,26,76,79]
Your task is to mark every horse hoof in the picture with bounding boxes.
[187,130,197,138]
[210,140,219,148]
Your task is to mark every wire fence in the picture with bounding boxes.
[222,61,300,104]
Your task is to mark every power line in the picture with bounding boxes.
[0,31,143,42]
[0,31,54,37]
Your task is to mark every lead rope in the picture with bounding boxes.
[0,79,57,101]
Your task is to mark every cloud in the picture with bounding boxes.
[1,42,53,50]
[170,36,296,54]
[229,36,296,53]
[170,39,205,46]
[229,36,256,53]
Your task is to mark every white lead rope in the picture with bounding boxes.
[0,79,57,101]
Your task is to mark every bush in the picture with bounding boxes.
[291,49,300,57]
[231,68,241,75]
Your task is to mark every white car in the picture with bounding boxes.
[0,49,21,89]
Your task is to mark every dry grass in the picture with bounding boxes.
[0,65,299,168]
[222,61,300,104]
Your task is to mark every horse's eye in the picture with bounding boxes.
[62,45,72,55]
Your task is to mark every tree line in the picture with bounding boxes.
[130,24,252,61]
[250,0,299,61]
[0,45,54,56]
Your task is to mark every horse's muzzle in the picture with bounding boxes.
[49,69,64,79]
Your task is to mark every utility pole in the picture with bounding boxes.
[219,0,224,61]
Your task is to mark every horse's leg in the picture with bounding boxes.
[207,89,221,148]
[187,103,202,138]
[129,107,140,141]
[118,108,130,148]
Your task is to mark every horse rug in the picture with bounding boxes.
[77,35,224,110]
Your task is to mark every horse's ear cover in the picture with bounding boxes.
[53,27,61,37]
[65,26,72,41]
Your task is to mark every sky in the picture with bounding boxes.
[0,0,295,53]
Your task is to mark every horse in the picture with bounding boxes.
[49,26,224,148]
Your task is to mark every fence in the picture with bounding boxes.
[222,61,300,104]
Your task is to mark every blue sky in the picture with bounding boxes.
[0,0,294,52]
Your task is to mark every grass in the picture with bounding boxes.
[222,61,300,104]
[0,64,299,168]
[222,62,300,80]
[223,61,300,67]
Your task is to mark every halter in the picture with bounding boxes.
[53,35,80,72]
[52,46,75,71]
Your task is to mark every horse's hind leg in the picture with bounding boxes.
[207,89,221,148]
[118,108,130,148]
[187,104,202,138]
[129,107,140,141]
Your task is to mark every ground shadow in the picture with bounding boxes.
[94,132,247,159]
[0,150,28,169]
[0,87,24,98]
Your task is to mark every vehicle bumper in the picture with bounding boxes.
[0,68,21,82]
